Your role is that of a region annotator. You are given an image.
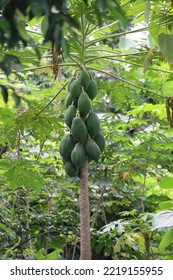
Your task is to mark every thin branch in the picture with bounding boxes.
[87,20,119,37]
[36,81,68,116]
[86,27,148,48]
[86,48,149,57]
[85,55,173,75]
[12,231,60,250]
[12,65,53,73]
[0,63,77,76]
[88,66,165,99]
[69,55,82,69]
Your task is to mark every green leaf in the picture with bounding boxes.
[159,228,173,251]
[159,200,173,210]
[46,249,62,260]
[126,3,145,16]
[41,16,49,36]
[0,223,16,238]
[106,1,128,28]
[16,21,30,41]
[148,22,159,44]
[162,81,173,96]
[160,178,173,189]
[0,17,10,33]
[158,33,173,64]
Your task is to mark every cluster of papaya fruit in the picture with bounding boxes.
[60,69,105,177]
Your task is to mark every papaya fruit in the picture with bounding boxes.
[68,77,75,91]
[70,79,81,100]
[78,92,91,117]
[93,130,105,152]
[80,70,90,90]
[71,117,88,143]
[71,143,86,168]
[86,112,100,138]
[64,160,79,177]
[59,133,75,159]
[64,93,72,108]
[64,105,76,128]
[89,71,93,80]
[85,138,100,162]
[86,80,97,100]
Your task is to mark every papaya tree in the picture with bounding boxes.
[1,0,173,260]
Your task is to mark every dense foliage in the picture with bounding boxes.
[1,0,173,260]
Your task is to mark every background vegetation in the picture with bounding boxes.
[1,0,173,260]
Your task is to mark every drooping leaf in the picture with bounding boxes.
[158,33,173,64]
[159,228,173,251]
[148,22,159,44]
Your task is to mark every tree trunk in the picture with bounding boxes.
[79,158,91,260]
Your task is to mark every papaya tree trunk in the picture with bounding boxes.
[79,158,91,259]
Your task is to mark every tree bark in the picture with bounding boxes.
[79,158,91,260]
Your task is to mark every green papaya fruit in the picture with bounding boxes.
[86,112,100,138]
[93,130,105,152]
[85,138,100,162]
[70,79,81,100]
[86,80,97,100]
[71,117,88,143]
[64,93,73,108]
[64,160,79,177]
[78,92,91,117]
[71,143,87,168]
[80,70,90,90]
[89,72,93,80]
[59,133,75,159]
[68,77,75,91]
[64,105,76,128]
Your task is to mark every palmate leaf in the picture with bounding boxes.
[1,159,44,192]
